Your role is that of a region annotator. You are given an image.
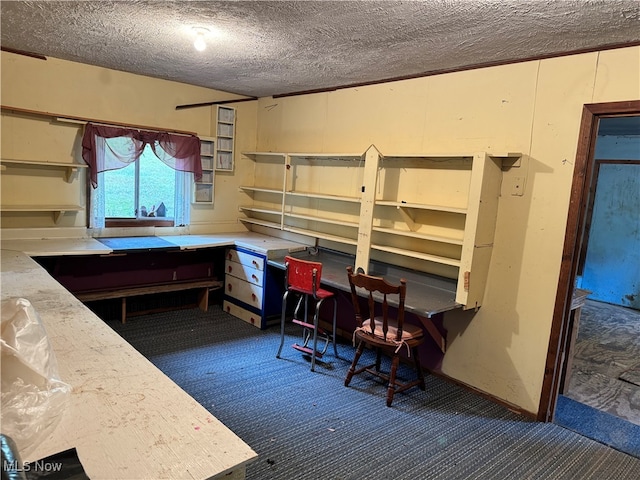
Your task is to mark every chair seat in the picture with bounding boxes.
[288,285,334,299]
[359,317,423,342]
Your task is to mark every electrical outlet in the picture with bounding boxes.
[511,176,525,196]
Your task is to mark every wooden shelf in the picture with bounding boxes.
[286,190,361,203]
[381,153,475,160]
[284,212,359,228]
[375,200,467,214]
[240,186,283,195]
[371,243,461,267]
[242,152,287,160]
[288,153,363,161]
[0,158,88,182]
[239,217,282,230]
[372,226,464,245]
[239,206,282,216]
[0,204,83,224]
[283,226,358,246]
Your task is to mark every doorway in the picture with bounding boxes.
[539,101,640,452]
[540,101,640,455]
[564,117,640,425]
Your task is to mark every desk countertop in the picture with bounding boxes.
[1,232,306,257]
[1,250,257,479]
[0,237,113,256]
[269,249,460,318]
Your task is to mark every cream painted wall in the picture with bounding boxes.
[253,47,640,414]
[0,52,257,233]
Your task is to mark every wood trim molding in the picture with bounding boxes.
[1,105,197,136]
[539,100,640,422]
[273,42,640,99]
[106,219,174,228]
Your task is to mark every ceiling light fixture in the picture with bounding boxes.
[192,27,209,52]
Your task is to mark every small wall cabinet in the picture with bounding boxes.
[215,106,235,172]
[222,247,282,329]
[238,146,520,310]
[194,137,215,204]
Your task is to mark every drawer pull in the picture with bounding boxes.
[228,253,233,260]
[250,317,256,324]
[251,274,259,281]
[228,265,233,273]
[227,284,232,292]
[252,260,259,267]
[226,306,231,313]
[251,293,257,301]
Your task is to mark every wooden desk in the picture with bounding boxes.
[1,250,257,479]
[268,248,461,353]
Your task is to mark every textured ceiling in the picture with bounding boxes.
[1,1,639,99]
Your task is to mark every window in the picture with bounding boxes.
[101,141,181,226]
[82,124,202,229]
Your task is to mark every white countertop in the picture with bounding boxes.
[0,237,112,256]
[158,232,306,257]
[1,232,306,257]
[1,250,257,479]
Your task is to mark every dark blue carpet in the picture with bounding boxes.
[107,307,640,479]
[555,395,640,458]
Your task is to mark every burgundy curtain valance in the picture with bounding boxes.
[81,123,202,188]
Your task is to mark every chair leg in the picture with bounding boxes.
[413,347,426,390]
[310,298,323,372]
[345,340,365,387]
[386,354,401,407]
[331,297,338,358]
[375,348,382,372]
[276,291,289,359]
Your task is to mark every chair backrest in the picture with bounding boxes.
[284,255,323,297]
[346,266,407,342]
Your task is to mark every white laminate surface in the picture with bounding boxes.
[1,238,113,256]
[0,250,257,479]
[160,232,306,257]
[0,232,306,258]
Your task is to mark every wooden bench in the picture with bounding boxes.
[76,279,223,323]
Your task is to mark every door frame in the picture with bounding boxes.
[538,99,640,422]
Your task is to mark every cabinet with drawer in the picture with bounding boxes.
[222,246,282,329]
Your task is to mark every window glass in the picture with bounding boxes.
[138,151,176,219]
[104,163,135,218]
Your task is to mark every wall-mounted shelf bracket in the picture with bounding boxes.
[396,206,417,231]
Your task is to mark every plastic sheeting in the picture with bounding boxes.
[1,298,70,457]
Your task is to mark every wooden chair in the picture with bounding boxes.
[276,256,337,371]
[345,266,426,406]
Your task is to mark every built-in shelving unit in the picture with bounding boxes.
[239,151,364,249]
[285,152,364,249]
[238,147,520,310]
[215,106,235,171]
[239,152,287,229]
[194,137,215,204]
